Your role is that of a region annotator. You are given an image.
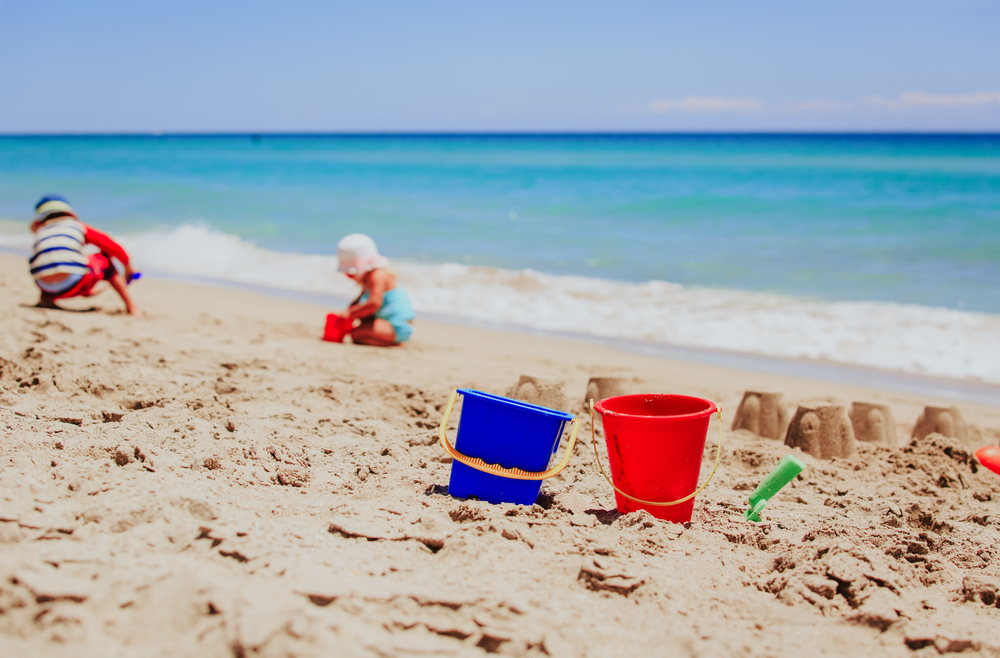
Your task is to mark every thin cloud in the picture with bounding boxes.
[779,98,856,114]
[630,91,1000,115]
[864,91,1000,110]
[645,96,764,113]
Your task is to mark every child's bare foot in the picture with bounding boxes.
[128,308,144,318]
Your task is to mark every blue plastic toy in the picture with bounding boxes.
[439,388,579,505]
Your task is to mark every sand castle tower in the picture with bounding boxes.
[507,375,569,412]
[849,402,898,447]
[584,377,636,405]
[784,401,858,460]
[731,390,789,440]
[912,406,970,446]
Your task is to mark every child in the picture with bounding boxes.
[29,195,142,317]
[338,233,414,346]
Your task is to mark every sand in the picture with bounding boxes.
[1,251,999,658]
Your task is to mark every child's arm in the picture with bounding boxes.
[347,271,390,319]
[82,224,135,280]
[108,270,143,317]
[82,223,142,316]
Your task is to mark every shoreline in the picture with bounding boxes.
[105,264,1000,408]
[2,245,997,406]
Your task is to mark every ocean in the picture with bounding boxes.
[1,134,998,384]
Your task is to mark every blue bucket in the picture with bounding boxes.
[447,388,575,505]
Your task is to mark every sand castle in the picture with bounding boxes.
[584,376,636,404]
[506,374,569,412]
[731,390,789,440]
[784,401,858,460]
[848,401,898,447]
[912,405,970,447]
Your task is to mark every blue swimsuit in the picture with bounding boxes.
[360,287,415,343]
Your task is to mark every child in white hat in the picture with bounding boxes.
[338,233,415,346]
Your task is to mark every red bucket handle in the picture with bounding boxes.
[589,400,724,507]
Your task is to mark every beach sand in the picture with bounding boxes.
[1,251,999,657]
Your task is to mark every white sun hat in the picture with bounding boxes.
[337,233,390,274]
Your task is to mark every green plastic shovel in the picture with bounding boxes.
[744,455,806,522]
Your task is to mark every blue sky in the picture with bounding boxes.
[1,0,998,132]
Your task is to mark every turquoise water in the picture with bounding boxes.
[1,134,998,312]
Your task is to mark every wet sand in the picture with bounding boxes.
[1,252,999,657]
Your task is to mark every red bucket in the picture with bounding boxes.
[594,394,718,524]
[322,313,354,343]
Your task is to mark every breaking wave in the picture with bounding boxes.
[4,222,999,383]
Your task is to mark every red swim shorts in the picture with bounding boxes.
[47,252,115,300]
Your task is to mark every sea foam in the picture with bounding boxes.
[4,223,999,384]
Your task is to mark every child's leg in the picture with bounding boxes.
[107,272,142,317]
[350,317,397,346]
[36,292,61,309]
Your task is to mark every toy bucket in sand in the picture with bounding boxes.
[322,313,354,343]
[591,394,721,524]
[438,388,581,505]
[976,446,1000,476]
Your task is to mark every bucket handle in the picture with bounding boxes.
[438,389,582,481]
[589,400,723,507]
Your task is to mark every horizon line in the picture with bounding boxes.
[2,130,1000,138]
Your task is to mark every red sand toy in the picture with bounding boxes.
[591,394,722,524]
[975,446,1000,476]
[322,313,355,343]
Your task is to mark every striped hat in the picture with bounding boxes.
[34,195,78,222]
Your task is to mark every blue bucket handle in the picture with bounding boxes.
[438,389,581,481]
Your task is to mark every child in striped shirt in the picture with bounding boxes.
[29,195,142,317]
